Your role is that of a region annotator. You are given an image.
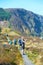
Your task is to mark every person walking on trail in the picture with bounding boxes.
[18,38,22,46]
[6,34,13,45]
[18,37,22,50]
[13,39,17,45]
[22,37,25,55]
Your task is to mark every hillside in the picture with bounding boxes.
[0,8,11,21]
[0,8,43,37]
[0,44,23,65]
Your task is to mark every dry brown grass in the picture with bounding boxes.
[0,44,23,65]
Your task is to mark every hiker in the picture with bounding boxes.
[13,39,17,45]
[6,34,13,45]
[18,38,22,50]
[18,38,22,46]
[22,37,25,55]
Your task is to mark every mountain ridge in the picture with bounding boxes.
[0,8,43,37]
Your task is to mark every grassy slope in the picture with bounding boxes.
[0,28,23,65]
[25,37,43,65]
[0,44,23,65]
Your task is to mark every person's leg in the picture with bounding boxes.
[22,49,25,55]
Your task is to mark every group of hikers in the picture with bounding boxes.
[6,34,25,55]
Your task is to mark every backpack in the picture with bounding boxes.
[9,40,13,45]
[18,39,22,46]
[14,39,17,45]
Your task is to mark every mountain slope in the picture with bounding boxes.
[0,8,43,37]
[0,8,11,21]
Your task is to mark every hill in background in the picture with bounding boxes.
[0,8,43,37]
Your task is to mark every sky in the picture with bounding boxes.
[0,0,43,15]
